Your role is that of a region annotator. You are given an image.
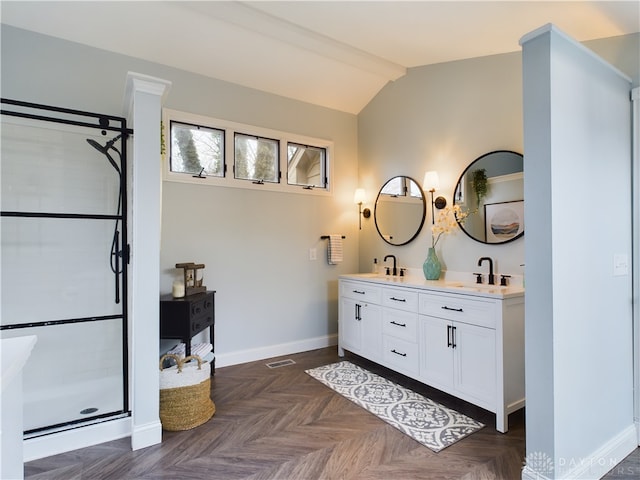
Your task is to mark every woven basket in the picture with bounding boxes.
[159,354,215,431]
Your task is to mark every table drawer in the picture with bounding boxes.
[382,308,417,341]
[190,295,213,317]
[382,335,419,376]
[340,280,381,303]
[419,292,496,329]
[190,310,214,335]
[382,287,418,312]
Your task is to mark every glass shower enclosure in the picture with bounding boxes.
[0,99,130,437]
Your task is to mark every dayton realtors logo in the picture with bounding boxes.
[523,451,554,478]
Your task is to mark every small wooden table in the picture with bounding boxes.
[160,291,215,372]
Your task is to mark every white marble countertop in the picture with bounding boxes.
[340,271,525,299]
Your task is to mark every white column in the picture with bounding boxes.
[521,24,635,479]
[632,87,639,445]
[123,72,171,450]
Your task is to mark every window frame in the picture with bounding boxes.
[169,120,226,178]
[163,109,333,196]
[233,132,281,184]
[286,142,328,189]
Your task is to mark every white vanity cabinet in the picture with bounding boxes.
[338,280,382,362]
[381,286,420,377]
[338,275,524,433]
[419,292,498,415]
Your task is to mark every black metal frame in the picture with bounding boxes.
[0,98,133,435]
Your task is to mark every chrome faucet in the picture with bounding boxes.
[478,257,495,285]
[384,254,397,276]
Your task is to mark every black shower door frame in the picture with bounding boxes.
[0,98,132,435]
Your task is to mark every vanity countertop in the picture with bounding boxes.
[340,273,525,299]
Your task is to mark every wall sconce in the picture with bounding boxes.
[423,171,447,224]
[354,188,371,230]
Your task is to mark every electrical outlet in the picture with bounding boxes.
[309,248,317,261]
[613,254,628,276]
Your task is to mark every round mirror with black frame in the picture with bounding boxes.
[374,176,426,246]
[453,150,524,244]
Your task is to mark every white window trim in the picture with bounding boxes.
[162,109,333,196]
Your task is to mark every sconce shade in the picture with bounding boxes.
[423,171,440,192]
[353,188,366,204]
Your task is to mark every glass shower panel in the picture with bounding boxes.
[1,118,120,216]
[1,217,121,322]
[1,100,128,435]
[2,320,124,432]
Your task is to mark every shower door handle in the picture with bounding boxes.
[114,230,120,304]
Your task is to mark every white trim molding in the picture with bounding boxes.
[216,334,338,368]
[632,86,640,445]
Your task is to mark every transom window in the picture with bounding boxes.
[163,109,332,196]
[287,143,327,189]
[170,121,224,177]
[234,133,279,184]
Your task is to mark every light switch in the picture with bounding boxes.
[309,248,317,261]
[613,254,628,276]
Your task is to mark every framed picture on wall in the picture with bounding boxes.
[484,200,524,243]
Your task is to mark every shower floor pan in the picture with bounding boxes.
[23,375,124,434]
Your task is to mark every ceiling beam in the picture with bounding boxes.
[185,1,407,82]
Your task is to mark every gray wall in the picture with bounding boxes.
[1,25,359,365]
[357,33,638,280]
[2,25,638,368]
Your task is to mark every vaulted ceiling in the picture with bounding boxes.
[2,1,638,114]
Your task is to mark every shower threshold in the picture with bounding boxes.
[23,411,131,440]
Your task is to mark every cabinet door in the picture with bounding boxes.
[339,297,381,361]
[339,296,361,353]
[360,302,382,361]
[420,316,454,391]
[454,322,496,407]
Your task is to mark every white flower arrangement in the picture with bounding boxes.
[431,204,473,248]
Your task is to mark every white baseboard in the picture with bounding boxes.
[24,417,131,462]
[216,334,338,368]
[131,420,162,450]
[521,425,637,480]
[557,425,637,479]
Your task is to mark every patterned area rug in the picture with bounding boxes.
[306,361,484,452]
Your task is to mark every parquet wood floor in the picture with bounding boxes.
[23,347,637,479]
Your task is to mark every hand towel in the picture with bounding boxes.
[327,234,343,265]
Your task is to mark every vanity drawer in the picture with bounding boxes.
[382,335,419,376]
[419,292,496,329]
[382,308,417,341]
[340,280,381,303]
[382,287,418,312]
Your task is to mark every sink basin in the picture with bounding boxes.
[355,273,410,282]
[444,281,508,290]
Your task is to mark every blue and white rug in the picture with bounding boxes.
[305,361,484,452]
